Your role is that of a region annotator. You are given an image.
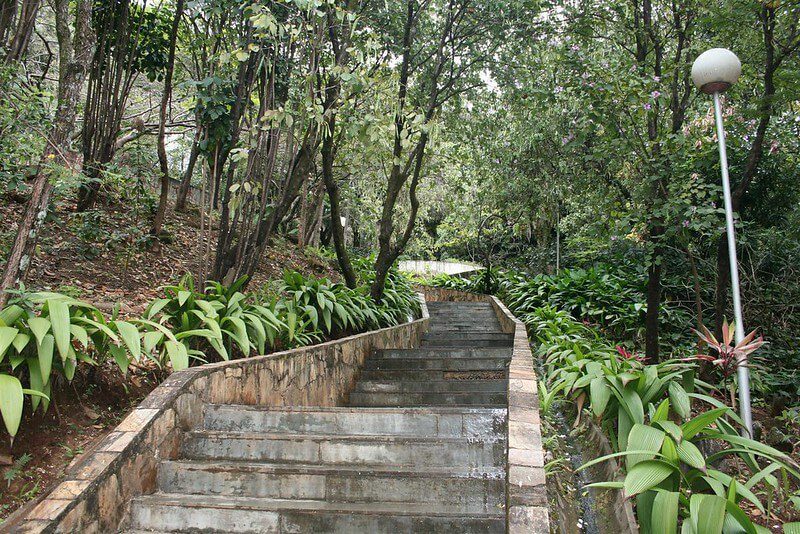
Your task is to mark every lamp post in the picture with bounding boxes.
[691,48,753,437]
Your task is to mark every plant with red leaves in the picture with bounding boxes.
[691,320,764,410]
[616,345,645,362]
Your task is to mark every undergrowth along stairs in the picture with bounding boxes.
[125,300,513,533]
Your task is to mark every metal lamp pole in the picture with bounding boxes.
[692,48,753,437]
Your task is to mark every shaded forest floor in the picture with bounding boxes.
[0,193,339,519]
[0,195,339,312]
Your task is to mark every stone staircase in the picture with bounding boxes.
[125,300,512,533]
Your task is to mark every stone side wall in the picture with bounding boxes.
[3,299,429,534]
[489,296,550,533]
[418,286,490,303]
[418,286,550,532]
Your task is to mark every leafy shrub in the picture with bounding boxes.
[140,274,288,370]
[427,265,692,345]
[529,303,799,533]
[0,288,141,442]
[0,269,420,443]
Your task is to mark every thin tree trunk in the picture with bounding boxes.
[150,0,185,240]
[0,0,17,47]
[4,0,38,63]
[715,6,777,337]
[644,250,662,361]
[0,0,94,306]
[175,122,201,211]
[322,128,356,288]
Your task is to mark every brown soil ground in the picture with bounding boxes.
[0,193,341,519]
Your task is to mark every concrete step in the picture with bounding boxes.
[376,347,511,359]
[354,379,506,394]
[428,312,499,320]
[181,431,506,467]
[361,369,507,381]
[349,391,507,407]
[428,325,503,333]
[427,302,494,309]
[203,405,506,438]
[422,333,513,348]
[365,357,509,371]
[157,460,505,512]
[129,494,505,533]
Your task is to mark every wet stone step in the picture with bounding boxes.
[181,431,507,467]
[202,405,507,438]
[157,460,505,512]
[364,357,509,371]
[353,379,507,394]
[348,391,508,407]
[375,347,512,359]
[360,369,508,381]
[129,494,506,533]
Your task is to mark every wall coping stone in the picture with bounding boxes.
[2,296,429,533]
[419,287,550,533]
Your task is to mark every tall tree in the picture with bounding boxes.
[1,0,40,63]
[150,0,186,240]
[0,0,95,305]
[713,2,800,335]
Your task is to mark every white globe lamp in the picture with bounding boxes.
[693,48,753,437]
[691,48,741,94]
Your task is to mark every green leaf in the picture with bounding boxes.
[69,324,88,348]
[0,327,19,362]
[682,408,728,440]
[27,316,50,345]
[652,398,670,422]
[676,439,706,470]
[623,460,676,497]
[47,299,71,362]
[784,524,800,534]
[63,352,77,381]
[165,340,189,371]
[287,311,297,341]
[651,491,679,534]
[656,420,683,443]
[143,331,163,353]
[37,334,54,380]
[0,374,24,439]
[113,320,141,361]
[621,384,644,424]
[590,377,611,417]
[26,358,44,412]
[689,494,726,534]
[109,344,130,375]
[626,423,665,469]
[0,304,25,326]
[669,382,691,420]
[146,298,170,319]
[178,291,192,306]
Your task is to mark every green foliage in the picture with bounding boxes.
[0,288,142,441]
[426,265,692,345]
[529,304,799,532]
[0,269,420,442]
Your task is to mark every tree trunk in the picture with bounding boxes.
[175,126,200,211]
[321,127,356,288]
[0,0,94,306]
[644,252,662,361]
[0,0,17,47]
[714,6,776,337]
[150,0,185,240]
[3,0,39,63]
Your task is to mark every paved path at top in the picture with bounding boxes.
[399,260,482,276]
[124,300,511,533]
